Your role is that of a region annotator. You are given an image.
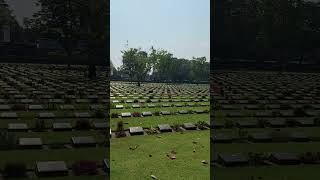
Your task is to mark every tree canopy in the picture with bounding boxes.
[0,0,16,26]
[213,0,320,66]
[114,47,209,84]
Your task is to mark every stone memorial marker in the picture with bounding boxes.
[270,153,300,165]
[49,99,64,103]
[183,123,196,130]
[142,111,152,116]
[8,123,28,131]
[38,112,55,119]
[93,122,108,129]
[115,105,124,109]
[36,161,68,177]
[147,104,155,108]
[72,136,96,147]
[121,112,131,118]
[132,104,140,108]
[248,132,272,142]
[19,138,42,149]
[289,132,310,142]
[158,124,172,132]
[29,105,44,110]
[227,112,244,117]
[0,105,10,110]
[178,110,188,114]
[53,123,72,131]
[267,119,286,127]
[295,119,315,127]
[236,120,257,128]
[76,99,90,103]
[126,100,133,103]
[60,105,75,110]
[129,126,144,135]
[74,112,91,118]
[218,153,249,166]
[194,109,205,114]
[1,112,18,118]
[212,134,233,143]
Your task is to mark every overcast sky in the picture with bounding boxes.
[111,0,210,68]
[5,0,39,26]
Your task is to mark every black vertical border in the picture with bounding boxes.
[210,0,215,180]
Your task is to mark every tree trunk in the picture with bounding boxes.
[299,55,303,66]
[137,81,141,87]
[88,64,96,79]
[299,45,304,66]
[66,42,72,71]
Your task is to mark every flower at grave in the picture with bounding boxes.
[72,160,98,175]
[132,112,141,117]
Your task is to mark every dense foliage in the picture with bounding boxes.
[112,47,209,83]
[213,0,320,65]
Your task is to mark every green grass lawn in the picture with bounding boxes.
[214,165,320,180]
[110,106,209,114]
[110,114,209,130]
[111,131,210,180]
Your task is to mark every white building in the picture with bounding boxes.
[110,61,114,76]
[0,25,10,42]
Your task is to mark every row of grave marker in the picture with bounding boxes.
[0,159,109,178]
[116,109,209,118]
[111,122,210,137]
[215,152,320,167]
[4,136,108,150]
[113,103,209,109]
[0,112,107,118]
[5,122,108,131]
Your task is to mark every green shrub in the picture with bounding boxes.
[111,113,118,118]
[115,121,126,138]
[0,132,16,150]
[35,119,45,132]
[195,121,209,130]
[224,120,234,128]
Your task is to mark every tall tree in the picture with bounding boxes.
[25,0,108,78]
[0,0,15,25]
[121,48,151,86]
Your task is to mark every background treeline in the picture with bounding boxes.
[213,0,320,67]
[0,0,108,78]
[111,47,209,84]
[0,0,23,42]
